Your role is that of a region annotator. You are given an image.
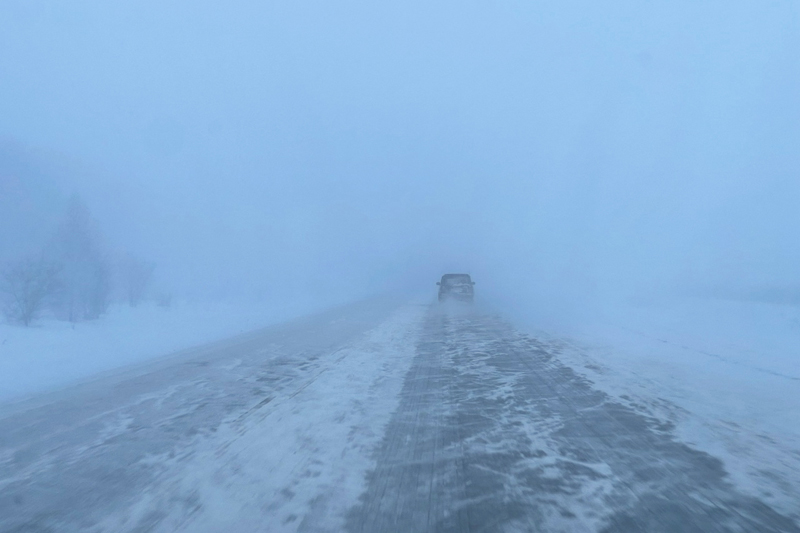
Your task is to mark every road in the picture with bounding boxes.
[0,300,797,532]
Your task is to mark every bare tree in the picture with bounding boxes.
[49,195,111,321]
[1,258,61,326]
[118,254,155,307]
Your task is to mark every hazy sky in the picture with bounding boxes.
[1,1,798,308]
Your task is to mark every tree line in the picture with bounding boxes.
[1,195,156,326]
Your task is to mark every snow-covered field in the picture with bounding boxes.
[528,297,800,519]
[0,300,320,401]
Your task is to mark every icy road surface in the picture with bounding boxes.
[1,301,798,532]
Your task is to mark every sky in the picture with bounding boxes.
[1,0,799,312]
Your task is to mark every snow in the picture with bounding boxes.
[93,304,426,533]
[4,293,799,524]
[521,296,800,520]
[0,300,319,401]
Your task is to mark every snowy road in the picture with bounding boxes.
[1,301,798,532]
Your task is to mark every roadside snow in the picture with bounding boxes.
[524,297,800,520]
[0,300,316,401]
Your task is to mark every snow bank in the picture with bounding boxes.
[522,297,800,519]
[572,297,800,434]
[0,300,316,401]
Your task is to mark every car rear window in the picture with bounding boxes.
[442,275,472,285]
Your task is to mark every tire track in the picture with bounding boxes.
[346,306,800,532]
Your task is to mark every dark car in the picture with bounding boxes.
[437,273,475,303]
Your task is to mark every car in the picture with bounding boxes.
[437,273,475,303]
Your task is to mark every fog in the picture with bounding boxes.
[2,0,799,317]
[3,4,800,528]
